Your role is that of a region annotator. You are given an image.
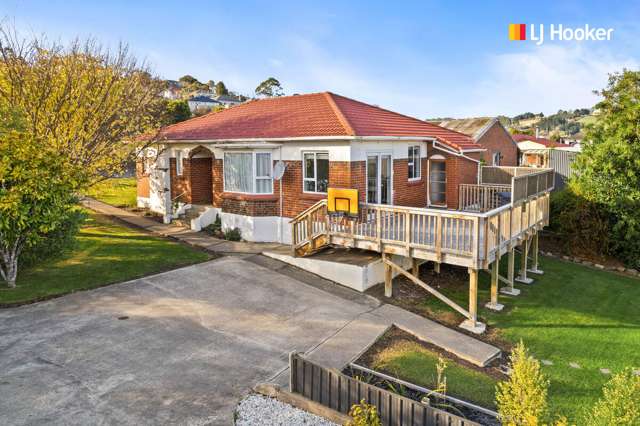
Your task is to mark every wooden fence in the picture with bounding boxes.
[289,352,481,426]
[480,166,542,185]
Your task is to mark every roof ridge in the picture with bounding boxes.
[324,92,355,136]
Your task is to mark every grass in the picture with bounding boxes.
[395,254,640,422]
[0,211,210,305]
[366,331,499,409]
[85,177,137,208]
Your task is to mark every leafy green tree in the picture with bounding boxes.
[0,25,166,185]
[572,70,640,267]
[496,341,549,426]
[164,99,191,124]
[0,108,81,287]
[179,74,199,86]
[586,368,640,426]
[215,80,229,96]
[207,79,215,90]
[255,77,284,97]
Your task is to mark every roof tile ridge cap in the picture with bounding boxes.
[324,92,356,136]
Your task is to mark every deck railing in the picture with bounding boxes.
[459,183,511,212]
[291,193,550,269]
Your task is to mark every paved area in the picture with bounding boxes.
[0,257,379,425]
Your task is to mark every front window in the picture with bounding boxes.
[224,152,273,194]
[303,152,329,193]
[408,145,421,180]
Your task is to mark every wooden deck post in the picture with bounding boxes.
[527,231,544,275]
[459,268,486,334]
[500,246,521,296]
[486,258,504,311]
[434,262,441,274]
[383,253,393,298]
[516,235,534,284]
[411,258,420,276]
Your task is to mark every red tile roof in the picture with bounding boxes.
[159,92,481,152]
[513,134,566,148]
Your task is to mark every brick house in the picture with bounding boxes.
[137,92,493,243]
[438,117,519,167]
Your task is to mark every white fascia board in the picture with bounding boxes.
[161,135,440,144]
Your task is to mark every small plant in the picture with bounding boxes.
[585,368,640,426]
[347,399,382,426]
[496,341,549,426]
[223,227,242,241]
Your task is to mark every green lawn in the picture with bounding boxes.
[85,177,137,208]
[413,254,640,422]
[0,211,210,305]
[368,335,498,409]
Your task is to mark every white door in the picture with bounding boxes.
[367,154,392,204]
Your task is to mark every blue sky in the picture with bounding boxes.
[3,0,639,117]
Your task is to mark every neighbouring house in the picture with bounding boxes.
[187,94,221,112]
[214,94,244,108]
[137,92,488,243]
[162,80,182,100]
[513,134,580,168]
[438,117,518,167]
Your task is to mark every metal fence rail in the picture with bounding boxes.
[289,352,481,426]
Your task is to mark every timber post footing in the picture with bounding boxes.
[459,319,486,335]
[527,268,544,275]
[500,287,521,296]
[515,276,534,284]
[485,302,505,312]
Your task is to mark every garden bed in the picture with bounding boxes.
[348,327,502,425]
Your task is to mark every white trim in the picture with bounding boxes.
[301,151,329,194]
[161,135,439,143]
[222,150,274,195]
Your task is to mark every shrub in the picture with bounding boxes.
[549,188,612,257]
[347,399,381,426]
[496,341,549,426]
[224,227,242,241]
[585,368,640,426]
[19,206,87,269]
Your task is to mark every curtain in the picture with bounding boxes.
[255,153,272,194]
[224,153,253,193]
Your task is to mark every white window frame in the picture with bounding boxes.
[302,151,329,194]
[408,145,421,181]
[223,151,273,194]
[176,150,183,176]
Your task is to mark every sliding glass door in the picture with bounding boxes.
[367,154,392,204]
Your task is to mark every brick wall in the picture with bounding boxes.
[169,157,192,203]
[136,160,150,198]
[393,157,428,207]
[442,153,479,210]
[477,123,518,166]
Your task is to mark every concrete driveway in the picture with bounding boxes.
[0,256,378,425]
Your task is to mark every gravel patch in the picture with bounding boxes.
[235,394,339,426]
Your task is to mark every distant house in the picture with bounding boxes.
[162,80,182,100]
[187,95,221,112]
[214,94,244,108]
[512,134,579,167]
[438,117,518,167]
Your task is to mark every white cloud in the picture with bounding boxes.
[461,44,638,116]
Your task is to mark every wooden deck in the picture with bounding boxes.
[290,167,554,333]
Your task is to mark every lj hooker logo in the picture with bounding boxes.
[509,23,613,45]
